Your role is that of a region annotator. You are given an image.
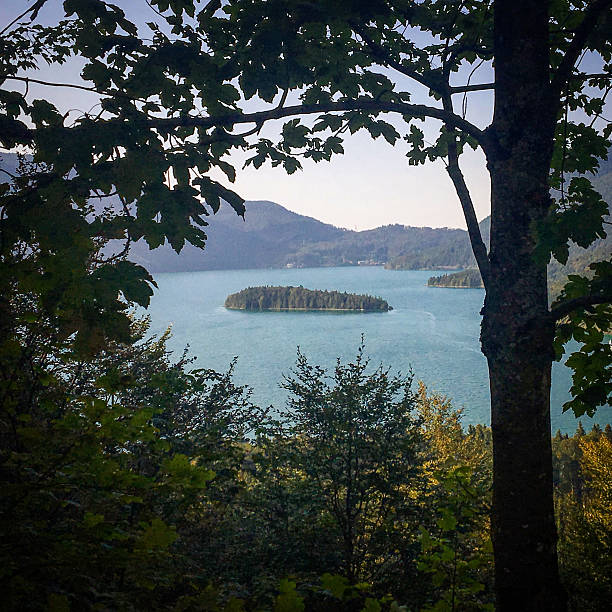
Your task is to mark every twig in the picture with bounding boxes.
[0,0,49,36]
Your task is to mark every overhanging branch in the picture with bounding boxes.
[18,90,487,147]
[4,75,146,104]
[143,99,488,148]
[450,82,494,93]
[0,0,49,36]
[353,24,494,96]
[550,293,612,323]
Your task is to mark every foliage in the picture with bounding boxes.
[552,261,612,416]
[2,1,611,609]
[276,344,421,584]
[225,286,392,311]
[2,2,608,397]
[413,385,493,610]
[417,467,493,612]
[156,344,494,609]
[2,281,608,611]
[1,316,201,609]
[553,424,612,611]
[0,304,267,610]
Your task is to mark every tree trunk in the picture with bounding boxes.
[482,1,566,609]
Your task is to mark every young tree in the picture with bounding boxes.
[2,1,611,609]
[277,345,422,586]
[0,314,217,610]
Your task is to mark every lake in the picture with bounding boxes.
[144,266,609,434]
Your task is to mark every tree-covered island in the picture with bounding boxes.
[428,268,484,289]
[225,286,392,311]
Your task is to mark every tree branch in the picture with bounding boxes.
[354,24,493,96]
[550,293,612,322]
[26,98,486,147]
[450,82,494,93]
[142,99,488,148]
[14,82,487,147]
[0,167,17,180]
[5,75,103,93]
[197,123,263,146]
[442,94,490,288]
[4,76,147,104]
[352,23,445,95]
[575,72,612,81]
[551,0,612,100]
[0,0,49,36]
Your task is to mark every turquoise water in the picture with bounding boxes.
[144,266,609,433]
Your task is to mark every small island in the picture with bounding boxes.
[225,286,392,312]
[427,268,484,289]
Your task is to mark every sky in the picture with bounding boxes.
[0,1,605,231]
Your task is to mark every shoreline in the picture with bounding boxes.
[427,284,483,289]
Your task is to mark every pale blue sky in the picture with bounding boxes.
[2,1,606,230]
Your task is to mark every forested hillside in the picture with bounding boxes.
[0,152,482,273]
[127,200,348,271]
[127,170,609,279]
[427,231,611,294]
[1,151,606,282]
[126,200,479,272]
[425,162,611,293]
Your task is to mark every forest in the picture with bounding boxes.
[2,321,610,611]
[224,286,392,311]
[428,269,484,289]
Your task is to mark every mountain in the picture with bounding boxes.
[1,151,608,275]
[424,162,612,291]
[127,200,484,272]
[1,150,477,272]
[385,216,490,271]
[127,200,348,272]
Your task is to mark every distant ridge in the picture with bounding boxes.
[1,151,609,276]
[0,148,480,272]
[127,200,348,272]
[127,199,483,272]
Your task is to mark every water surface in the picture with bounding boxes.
[144,266,609,433]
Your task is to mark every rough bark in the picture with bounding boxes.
[481,1,566,609]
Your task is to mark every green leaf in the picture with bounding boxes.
[162,453,215,488]
[83,512,105,528]
[320,573,350,599]
[361,598,382,612]
[136,518,177,551]
[274,579,305,612]
[437,509,458,531]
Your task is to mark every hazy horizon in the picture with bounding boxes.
[240,198,491,232]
